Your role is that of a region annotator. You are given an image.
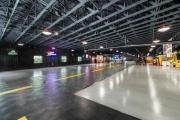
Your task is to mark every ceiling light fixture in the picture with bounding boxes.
[82,41,88,45]
[109,48,113,51]
[168,38,172,41]
[71,49,74,52]
[100,46,104,49]
[17,43,24,46]
[153,39,160,43]
[147,53,150,56]
[151,45,156,48]
[149,48,153,52]
[116,50,119,52]
[51,47,55,50]
[42,29,52,35]
[158,25,170,32]
[54,32,59,36]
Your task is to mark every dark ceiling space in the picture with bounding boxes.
[0,0,180,53]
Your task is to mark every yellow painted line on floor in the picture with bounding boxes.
[0,85,32,96]
[92,68,105,72]
[0,82,5,85]
[18,116,28,120]
[59,73,85,80]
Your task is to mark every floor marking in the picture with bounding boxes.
[59,73,85,80]
[92,68,104,72]
[0,85,32,96]
[0,82,5,85]
[18,116,28,120]
[59,64,122,80]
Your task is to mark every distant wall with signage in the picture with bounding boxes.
[0,47,19,69]
[0,45,89,71]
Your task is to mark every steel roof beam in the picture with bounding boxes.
[55,0,174,47]
[0,0,20,41]
[42,0,149,46]
[14,0,57,42]
[86,40,180,51]
[64,34,151,49]
[35,0,120,45]
[63,20,180,49]
[26,0,89,44]
[61,8,180,48]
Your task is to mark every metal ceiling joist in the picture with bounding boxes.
[41,0,149,46]
[14,0,57,42]
[64,20,180,49]
[26,0,88,44]
[54,0,173,47]
[86,40,180,51]
[59,3,178,48]
[0,0,20,41]
[34,0,120,45]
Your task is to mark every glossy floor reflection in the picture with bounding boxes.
[76,65,180,120]
[0,63,138,120]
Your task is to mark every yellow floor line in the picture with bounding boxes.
[60,64,122,80]
[59,73,85,80]
[0,82,5,85]
[92,68,104,72]
[18,116,28,120]
[0,85,32,96]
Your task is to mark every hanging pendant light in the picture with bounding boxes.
[153,39,160,43]
[158,24,170,32]
[42,28,52,35]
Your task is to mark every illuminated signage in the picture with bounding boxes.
[34,56,43,64]
[86,54,88,58]
[47,50,57,56]
[78,56,82,62]
[112,54,122,60]
[61,56,67,62]
[8,50,18,55]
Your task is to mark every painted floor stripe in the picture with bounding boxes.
[59,73,85,80]
[0,82,5,85]
[59,64,122,80]
[92,68,104,72]
[18,116,28,120]
[0,85,32,96]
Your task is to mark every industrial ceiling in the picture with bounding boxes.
[0,0,180,50]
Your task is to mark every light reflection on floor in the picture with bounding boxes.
[76,65,180,120]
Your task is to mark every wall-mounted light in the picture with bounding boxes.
[116,50,119,52]
[158,25,170,32]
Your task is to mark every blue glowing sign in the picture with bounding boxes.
[112,54,122,60]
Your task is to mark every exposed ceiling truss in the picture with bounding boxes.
[0,0,179,51]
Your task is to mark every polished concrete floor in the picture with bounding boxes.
[76,65,180,120]
[0,63,138,120]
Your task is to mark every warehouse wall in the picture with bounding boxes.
[0,46,89,71]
